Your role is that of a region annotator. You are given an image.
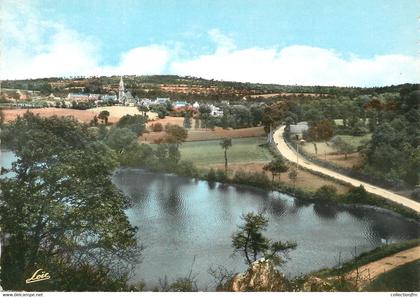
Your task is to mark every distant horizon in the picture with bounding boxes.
[1,0,419,86]
[2,74,418,90]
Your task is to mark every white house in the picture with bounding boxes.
[155,97,171,105]
[209,104,223,117]
[289,122,309,139]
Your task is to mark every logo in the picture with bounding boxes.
[26,269,51,284]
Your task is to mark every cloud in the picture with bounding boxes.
[104,45,172,76]
[171,42,420,87]
[1,3,419,87]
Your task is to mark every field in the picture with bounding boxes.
[299,134,371,168]
[89,106,158,122]
[3,106,158,124]
[3,108,100,123]
[179,136,350,194]
[141,126,266,143]
[180,137,271,165]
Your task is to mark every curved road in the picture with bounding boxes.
[273,126,420,213]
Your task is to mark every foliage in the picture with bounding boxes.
[331,136,355,159]
[220,138,233,173]
[232,212,297,266]
[149,104,169,119]
[164,124,188,146]
[313,185,338,202]
[98,110,110,124]
[116,114,147,136]
[308,120,335,142]
[344,185,368,203]
[263,157,289,183]
[183,112,192,129]
[137,105,149,116]
[288,168,298,186]
[106,127,137,153]
[232,170,271,189]
[0,112,141,291]
[150,122,163,132]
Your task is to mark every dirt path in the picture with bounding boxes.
[345,246,420,287]
[273,126,420,212]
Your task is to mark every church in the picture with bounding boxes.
[118,76,138,106]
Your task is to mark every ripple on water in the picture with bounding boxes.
[112,169,419,290]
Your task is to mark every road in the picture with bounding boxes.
[345,245,420,287]
[273,125,420,213]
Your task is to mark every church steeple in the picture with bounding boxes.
[118,76,125,103]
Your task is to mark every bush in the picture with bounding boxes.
[232,170,271,189]
[410,187,420,202]
[116,114,147,136]
[344,185,368,203]
[207,168,217,181]
[150,123,163,132]
[313,185,338,202]
[215,169,227,182]
[175,161,198,177]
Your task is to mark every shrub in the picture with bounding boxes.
[215,169,227,182]
[175,161,198,177]
[151,123,163,132]
[345,185,368,203]
[207,168,217,181]
[232,170,271,189]
[313,185,338,202]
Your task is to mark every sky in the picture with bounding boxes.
[1,0,419,86]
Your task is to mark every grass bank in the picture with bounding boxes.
[180,137,272,165]
[365,260,419,291]
[315,238,420,277]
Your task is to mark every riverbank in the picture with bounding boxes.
[302,238,420,291]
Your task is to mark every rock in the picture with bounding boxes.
[222,258,286,292]
[302,276,335,292]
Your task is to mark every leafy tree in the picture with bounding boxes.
[313,185,338,202]
[106,127,137,153]
[150,104,169,119]
[0,108,4,125]
[261,102,288,133]
[308,119,335,142]
[232,212,297,266]
[207,168,217,181]
[183,112,192,129]
[198,105,211,128]
[150,122,163,132]
[164,125,188,147]
[175,160,198,177]
[138,105,149,116]
[167,144,181,168]
[116,114,147,136]
[345,185,369,203]
[0,113,141,290]
[98,110,110,125]
[288,168,298,187]
[220,138,232,174]
[263,157,288,184]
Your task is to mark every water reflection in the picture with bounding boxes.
[113,169,419,290]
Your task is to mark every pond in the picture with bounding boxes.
[1,151,418,290]
[113,168,419,290]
